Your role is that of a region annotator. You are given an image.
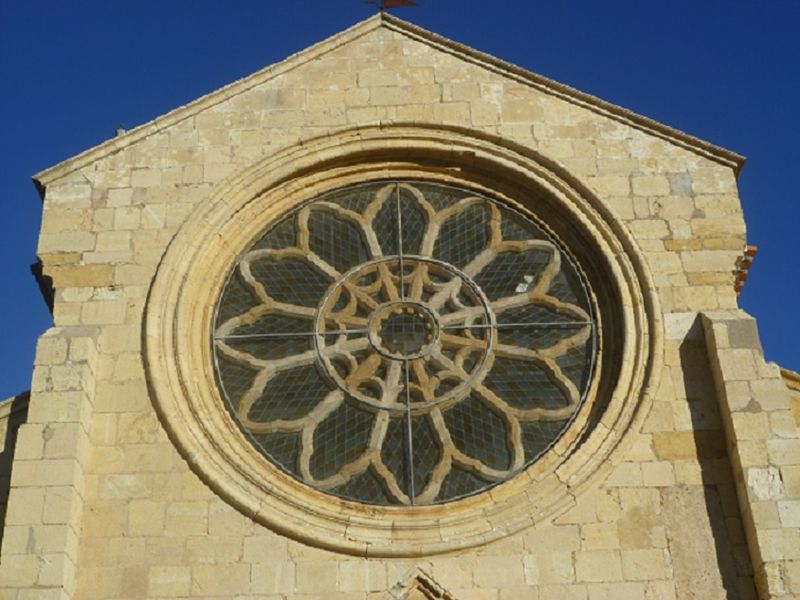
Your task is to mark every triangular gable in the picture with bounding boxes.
[34,13,744,190]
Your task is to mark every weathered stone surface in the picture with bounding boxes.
[3,12,795,600]
[662,486,746,599]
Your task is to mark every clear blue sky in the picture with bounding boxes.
[1,1,798,399]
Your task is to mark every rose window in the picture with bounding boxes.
[213,181,595,505]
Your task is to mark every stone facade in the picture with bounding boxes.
[1,13,799,599]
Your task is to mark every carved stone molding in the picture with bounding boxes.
[144,123,663,556]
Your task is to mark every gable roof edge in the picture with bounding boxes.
[33,14,387,190]
[379,14,745,176]
[34,13,745,192]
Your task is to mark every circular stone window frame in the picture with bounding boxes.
[144,124,663,557]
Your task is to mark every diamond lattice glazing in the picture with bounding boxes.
[213,181,596,505]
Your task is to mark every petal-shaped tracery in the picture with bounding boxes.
[212,181,596,506]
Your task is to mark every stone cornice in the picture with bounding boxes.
[33,13,745,192]
[782,367,800,392]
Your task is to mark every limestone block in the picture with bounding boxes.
[13,424,44,460]
[35,335,68,365]
[95,231,131,253]
[10,458,83,489]
[432,101,470,123]
[586,582,646,600]
[473,555,526,588]
[81,300,127,325]
[536,584,587,599]
[39,231,96,254]
[121,443,175,473]
[521,524,581,553]
[17,588,71,600]
[785,560,800,594]
[208,501,253,537]
[40,208,93,234]
[116,412,161,444]
[140,537,185,568]
[777,500,800,528]
[185,536,242,564]
[358,69,399,87]
[295,560,338,594]
[731,412,771,441]
[128,499,166,537]
[407,84,441,104]
[130,169,162,188]
[162,501,209,538]
[98,324,141,354]
[190,563,251,595]
[652,431,726,461]
[621,549,669,580]
[605,463,643,487]
[337,560,387,592]
[628,220,669,240]
[782,466,800,497]
[632,175,670,197]
[716,349,759,382]
[767,439,800,466]
[148,566,191,597]
[2,524,77,559]
[93,380,149,413]
[97,472,152,500]
[243,534,289,564]
[641,462,676,487]
[499,588,539,599]
[500,98,543,122]
[575,551,623,583]
[106,188,133,207]
[42,422,89,462]
[48,364,91,393]
[689,212,744,237]
[645,252,684,275]
[617,493,665,550]
[691,168,736,194]
[37,552,76,589]
[470,100,499,126]
[0,554,41,587]
[604,196,635,220]
[580,522,620,551]
[521,552,575,586]
[751,378,796,412]
[92,207,115,231]
[251,561,295,594]
[750,501,781,529]
[680,250,737,273]
[4,486,45,525]
[757,528,800,561]
[642,401,675,433]
[46,183,92,207]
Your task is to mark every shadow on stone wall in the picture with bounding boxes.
[676,318,755,599]
[0,392,30,549]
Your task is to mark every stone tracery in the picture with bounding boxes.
[213,181,595,505]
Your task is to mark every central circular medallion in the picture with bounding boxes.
[369,301,438,359]
[314,256,496,413]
